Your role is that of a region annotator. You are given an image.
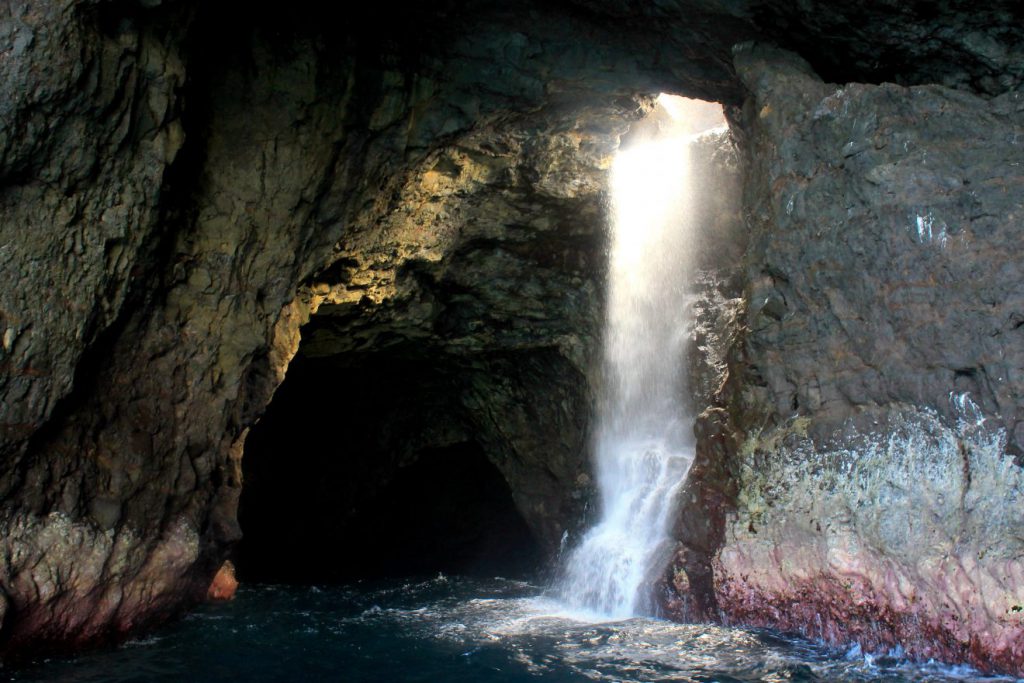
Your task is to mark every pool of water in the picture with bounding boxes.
[4,576,1018,682]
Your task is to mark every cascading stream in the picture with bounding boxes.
[559,95,724,618]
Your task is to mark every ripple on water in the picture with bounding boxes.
[3,577,1020,683]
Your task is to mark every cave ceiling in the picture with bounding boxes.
[196,0,1024,102]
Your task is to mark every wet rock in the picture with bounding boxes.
[669,43,1024,675]
[206,561,238,602]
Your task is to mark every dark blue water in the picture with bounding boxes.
[3,577,1018,682]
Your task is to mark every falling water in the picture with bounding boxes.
[559,95,723,618]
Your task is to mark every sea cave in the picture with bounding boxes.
[0,1,1023,680]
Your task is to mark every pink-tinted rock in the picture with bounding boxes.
[207,561,238,602]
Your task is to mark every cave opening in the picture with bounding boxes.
[340,441,541,580]
[234,90,741,593]
[236,350,545,584]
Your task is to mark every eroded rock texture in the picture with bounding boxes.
[0,0,660,653]
[668,45,1024,674]
[0,0,191,651]
[1,0,1023,674]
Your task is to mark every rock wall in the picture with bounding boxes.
[0,0,662,653]
[0,0,192,651]
[668,44,1024,674]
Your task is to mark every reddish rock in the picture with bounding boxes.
[207,562,238,602]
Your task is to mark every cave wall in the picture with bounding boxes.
[669,44,1024,673]
[1,0,1023,673]
[0,0,193,650]
[0,0,666,651]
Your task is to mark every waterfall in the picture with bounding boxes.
[559,95,722,618]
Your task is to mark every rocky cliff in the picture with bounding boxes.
[673,43,1024,673]
[0,0,1022,674]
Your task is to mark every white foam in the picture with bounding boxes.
[558,96,710,617]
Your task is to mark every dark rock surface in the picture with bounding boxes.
[1,0,1023,674]
[667,44,1024,674]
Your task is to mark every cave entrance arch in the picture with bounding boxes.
[236,351,546,583]
[235,90,741,588]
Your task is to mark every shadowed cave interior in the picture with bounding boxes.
[237,349,544,583]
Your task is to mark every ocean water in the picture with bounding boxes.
[5,576,1018,683]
